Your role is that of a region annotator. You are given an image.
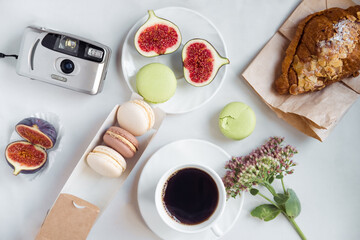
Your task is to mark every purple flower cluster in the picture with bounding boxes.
[223,137,297,198]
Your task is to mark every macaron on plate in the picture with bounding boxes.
[59,102,165,211]
[122,7,228,114]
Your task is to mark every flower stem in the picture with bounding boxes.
[281,178,287,194]
[283,214,307,240]
[257,192,280,208]
[263,181,278,197]
[258,190,306,240]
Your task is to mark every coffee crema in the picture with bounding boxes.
[162,167,219,225]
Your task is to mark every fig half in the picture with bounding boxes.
[15,117,57,149]
[134,10,182,57]
[5,141,47,175]
[182,38,229,87]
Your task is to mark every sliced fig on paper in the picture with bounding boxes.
[182,38,229,87]
[134,10,182,57]
[16,117,57,149]
[5,141,47,175]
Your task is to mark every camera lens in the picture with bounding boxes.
[60,59,75,74]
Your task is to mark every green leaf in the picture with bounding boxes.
[276,174,284,179]
[250,188,259,196]
[274,193,289,205]
[285,189,301,218]
[251,204,281,221]
[268,176,274,184]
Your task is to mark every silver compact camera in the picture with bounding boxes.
[16,26,111,95]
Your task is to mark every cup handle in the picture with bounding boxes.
[211,223,224,237]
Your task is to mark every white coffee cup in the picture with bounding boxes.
[155,163,226,236]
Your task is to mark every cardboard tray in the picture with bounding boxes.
[36,97,166,240]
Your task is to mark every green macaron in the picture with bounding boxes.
[219,102,256,140]
[136,63,177,103]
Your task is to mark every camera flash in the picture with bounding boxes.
[87,47,103,59]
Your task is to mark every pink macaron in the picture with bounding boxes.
[103,126,139,158]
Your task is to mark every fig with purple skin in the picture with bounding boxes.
[5,141,47,175]
[5,117,57,175]
[15,117,57,149]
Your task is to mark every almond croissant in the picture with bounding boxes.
[275,6,360,95]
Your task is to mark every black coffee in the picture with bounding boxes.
[162,167,219,225]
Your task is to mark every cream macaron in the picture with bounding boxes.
[86,145,127,178]
[117,99,155,136]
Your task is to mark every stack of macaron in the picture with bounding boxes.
[86,99,155,178]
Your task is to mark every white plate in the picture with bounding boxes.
[137,139,244,240]
[121,7,228,114]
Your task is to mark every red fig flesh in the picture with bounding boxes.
[134,10,182,57]
[5,117,57,175]
[182,39,229,87]
[15,117,57,149]
[5,141,47,175]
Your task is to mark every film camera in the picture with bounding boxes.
[16,26,111,95]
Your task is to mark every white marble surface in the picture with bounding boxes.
[0,0,359,239]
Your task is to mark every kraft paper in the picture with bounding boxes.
[242,0,360,141]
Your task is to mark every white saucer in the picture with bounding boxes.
[121,7,228,115]
[137,139,244,240]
